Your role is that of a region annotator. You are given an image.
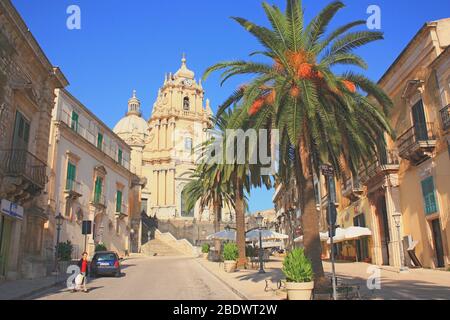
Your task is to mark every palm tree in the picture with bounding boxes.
[203,0,393,287]
[187,110,271,267]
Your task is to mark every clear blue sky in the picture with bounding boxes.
[12,0,450,213]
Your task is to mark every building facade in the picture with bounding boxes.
[45,89,144,261]
[114,56,234,244]
[335,18,450,269]
[0,0,68,280]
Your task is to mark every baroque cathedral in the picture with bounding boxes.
[113,55,234,240]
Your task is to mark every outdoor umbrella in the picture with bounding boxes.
[245,230,289,242]
[343,226,372,241]
[294,232,329,243]
[326,227,347,244]
[206,229,236,241]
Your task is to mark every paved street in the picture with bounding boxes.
[28,255,240,300]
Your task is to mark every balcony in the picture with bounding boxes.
[0,149,46,202]
[397,123,436,165]
[115,203,128,219]
[341,176,364,201]
[359,149,400,185]
[90,193,106,210]
[440,104,450,132]
[64,179,82,200]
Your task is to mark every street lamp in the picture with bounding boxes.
[256,212,265,274]
[392,213,408,273]
[54,212,64,273]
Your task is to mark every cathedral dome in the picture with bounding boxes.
[113,90,149,140]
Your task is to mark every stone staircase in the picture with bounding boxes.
[140,230,201,257]
[141,238,183,257]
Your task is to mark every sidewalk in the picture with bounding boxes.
[0,273,68,300]
[196,257,287,300]
[197,257,450,300]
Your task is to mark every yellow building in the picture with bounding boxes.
[336,18,450,269]
[114,56,234,244]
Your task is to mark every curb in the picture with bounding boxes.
[195,259,249,300]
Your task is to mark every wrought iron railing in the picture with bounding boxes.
[0,149,46,188]
[397,123,436,156]
[359,149,400,182]
[65,179,82,194]
[440,104,450,131]
[341,176,363,195]
[91,193,106,207]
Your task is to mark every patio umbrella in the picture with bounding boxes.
[343,226,372,240]
[245,229,289,242]
[326,227,347,244]
[294,232,329,243]
[206,229,236,241]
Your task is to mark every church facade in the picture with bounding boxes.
[114,56,234,242]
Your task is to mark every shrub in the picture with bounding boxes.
[56,241,73,261]
[282,248,313,283]
[95,243,107,252]
[201,243,210,254]
[222,242,238,261]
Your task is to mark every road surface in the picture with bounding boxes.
[29,255,240,300]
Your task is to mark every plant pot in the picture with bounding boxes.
[202,253,209,259]
[285,281,314,300]
[224,260,237,273]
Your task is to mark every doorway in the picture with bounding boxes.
[431,219,445,268]
[377,196,391,265]
[0,215,13,277]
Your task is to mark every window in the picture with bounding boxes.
[97,133,103,151]
[94,176,103,204]
[116,190,123,213]
[185,137,193,152]
[71,111,79,132]
[12,111,30,149]
[118,149,123,165]
[66,162,76,191]
[421,176,438,215]
[141,199,148,215]
[183,97,190,111]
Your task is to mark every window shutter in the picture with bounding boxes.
[116,190,122,213]
[421,177,438,215]
[71,111,79,131]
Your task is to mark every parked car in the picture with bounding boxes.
[90,251,122,277]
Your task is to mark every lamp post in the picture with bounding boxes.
[392,213,408,272]
[54,212,64,273]
[130,228,135,254]
[256,212,265,274]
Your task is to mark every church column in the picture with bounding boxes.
[167,169,175,206]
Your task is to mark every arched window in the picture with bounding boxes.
[183,97,190,111]
[180,187,194,217]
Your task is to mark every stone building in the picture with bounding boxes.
[335,18,450,269]
[45,89,145,261]
[114,56,234,244]
[0,0,68,280]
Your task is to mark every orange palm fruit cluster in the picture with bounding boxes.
[265,90,276,105]
[342,80,356,93]
[248,98,265,116]
[290,85,300,98]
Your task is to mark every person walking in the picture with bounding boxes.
[75,252,89,293]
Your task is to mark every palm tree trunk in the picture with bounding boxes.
[235,176,247,268]
[294,149,327,289]
[213,200,221,252]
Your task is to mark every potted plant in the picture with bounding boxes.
[222,242,238,273]
[95,243,107,252]
[201,243,210,259]
[282,248,314,300]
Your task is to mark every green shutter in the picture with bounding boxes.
[97,133,103,150]
[94,177,102,203]
[116,190,122,213]
[118,149,123,165]
[66,162,76,189]
[421,177,438,215]
[71,111,79,132]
